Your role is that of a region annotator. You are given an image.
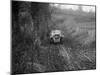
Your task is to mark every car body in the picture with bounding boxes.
[50,30,64,44]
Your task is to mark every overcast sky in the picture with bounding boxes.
[50,4,95,12]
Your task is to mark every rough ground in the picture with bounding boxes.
[12,1,96,74]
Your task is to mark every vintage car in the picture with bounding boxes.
[50,30,64,44]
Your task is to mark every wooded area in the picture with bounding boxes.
[12,1,96,74]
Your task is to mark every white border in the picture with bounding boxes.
[0,0,10,75]
[0,0,100,75]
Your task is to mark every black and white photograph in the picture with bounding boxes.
[12,0,96,74]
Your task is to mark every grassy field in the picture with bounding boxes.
[51,8,95,45]
[12,2,96,74]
